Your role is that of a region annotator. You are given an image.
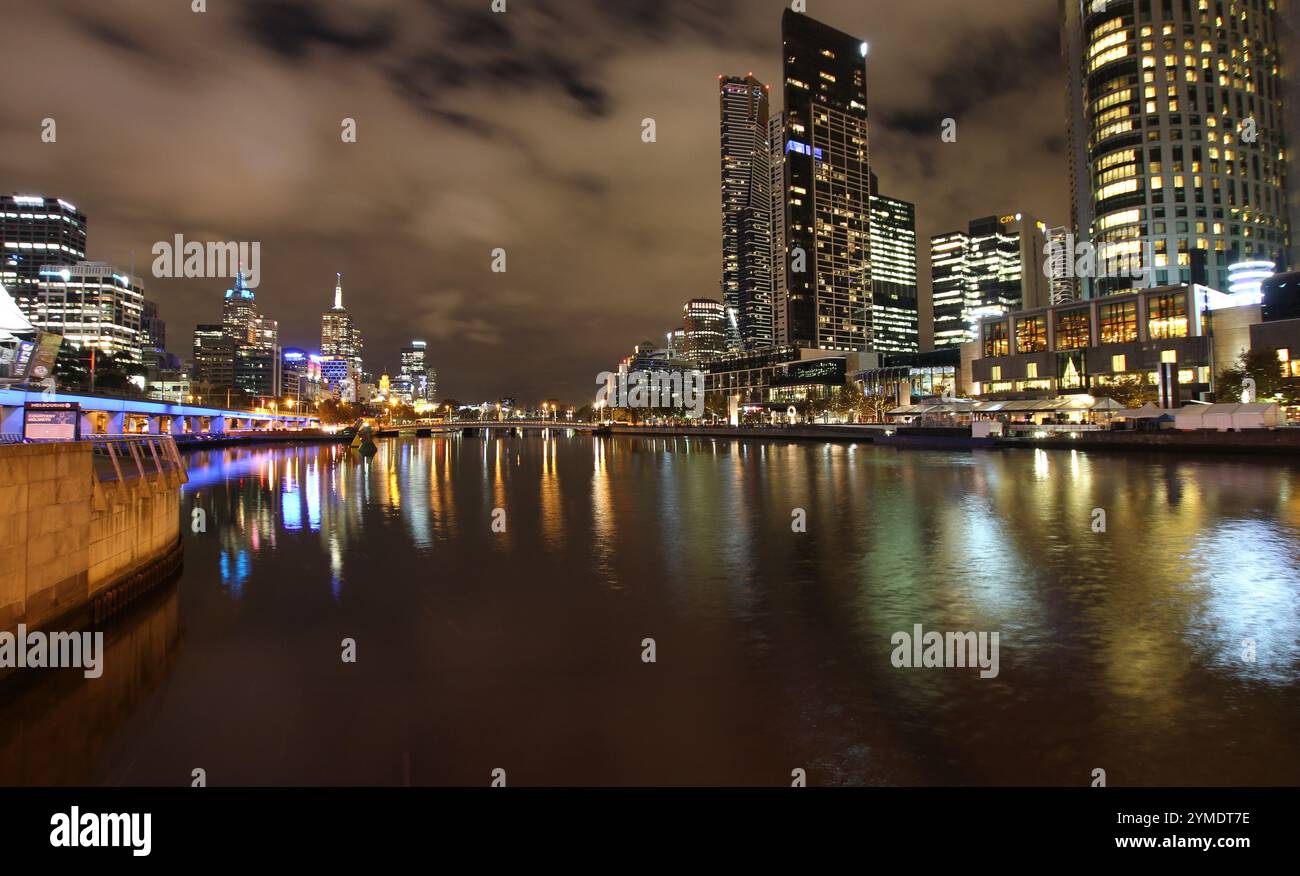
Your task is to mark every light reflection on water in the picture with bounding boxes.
[3,433,1299,786]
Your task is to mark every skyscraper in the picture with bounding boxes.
[321,272,363,378]
[930,215,1050,348]
[1062,0,1291,297]
[1046,225,1080,304]
[34,261,144,365]
[777,10,872,352]
[719,74,774,351]
[682,298,727,366]
[400,340,429,401]
[930,231,970,349]
[1,194,86,314]
[191,324,234,396]
[218,271,280,398]
[868,189,919,353]
[768,111,789,346]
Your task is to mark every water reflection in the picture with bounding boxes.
[3,436,1298,786]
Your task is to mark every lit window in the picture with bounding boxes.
[1278,349,1290,363]
[1161,350,1178,364]
[991,366,1003,381]
[1026,362,1038,379]
[1112,354,1127,372]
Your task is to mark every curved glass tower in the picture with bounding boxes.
[1064,0,1290,296]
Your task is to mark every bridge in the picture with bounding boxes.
[373,419,600,437]
[0,386,320,440]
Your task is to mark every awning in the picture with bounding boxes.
[0,282,35,337]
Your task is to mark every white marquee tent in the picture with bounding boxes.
[1174,403,1283,431]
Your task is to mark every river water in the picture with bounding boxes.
[3,432,1299,786]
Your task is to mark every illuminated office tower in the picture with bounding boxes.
[769,111,789,346]
[868,190,919,352]
[321,272,363,376]
[34,261,143,365]
[930,215,1050,347]
[1046,225,1080,304]
[1,194,86,315]
[400,340,429,401]
[192,324,234,396]
[1062,0,1290,296]
[930,231,971,349]
[719,74,774,351]
[778,9,872,352]
[682,298,727,366]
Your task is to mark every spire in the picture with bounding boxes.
[334,272,343,310]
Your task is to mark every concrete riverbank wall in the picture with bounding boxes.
[0,438,186,640]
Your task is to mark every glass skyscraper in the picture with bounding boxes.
[777,10,872,352]
[1062,0,1291,296]
[719,74,775,352]
[869,189,919,353]
[2,194,87,315]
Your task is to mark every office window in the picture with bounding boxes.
[1099,299,1139,344]
[1026,362,1039,379]
[1055,308,1091,349]
[1148,291,1189,338]
[991,366,1003,381]
[1112,354,1127,372]
[1015,315,1048,353]
[984,320,1010,358]
[1161,349,1178,363]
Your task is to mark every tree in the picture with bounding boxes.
[316,397,361,425]
[862,392,894,423]
[1217,349,1296,404]
[832,382,865,422]
[1100,374,1156,408]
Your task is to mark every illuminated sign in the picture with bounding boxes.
[23,402,80,442]
[786,140,824,161]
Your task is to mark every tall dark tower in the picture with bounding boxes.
[719,74,774,351]
[778,10,872,352]
[0,194,87,315]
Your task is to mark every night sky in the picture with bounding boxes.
[4,0,1297,402]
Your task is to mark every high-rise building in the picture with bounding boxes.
[400,340,429,401]
[720,74,774,351]
[140,298,169,377]
[1,194,87,314]
[1046,225,1079,304]
[682,298,727,366]
[868,189,919,352]
[34,261,144,365]
[930,231,971,349]
[191,324,234,396]
[425,367,438,403]
[222,271,259,345]
[777,10,872,352]
[768,111,789,346]
[1062,0,1291,297]
[321,272,363,375]
[218,271,279,399]
[281,348,323,406]
[930,215,1050,348]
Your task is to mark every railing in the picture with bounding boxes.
[90,435,186,483]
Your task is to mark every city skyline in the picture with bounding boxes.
[2,1,1297,402]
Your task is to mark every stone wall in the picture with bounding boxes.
[0,441,183,635]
